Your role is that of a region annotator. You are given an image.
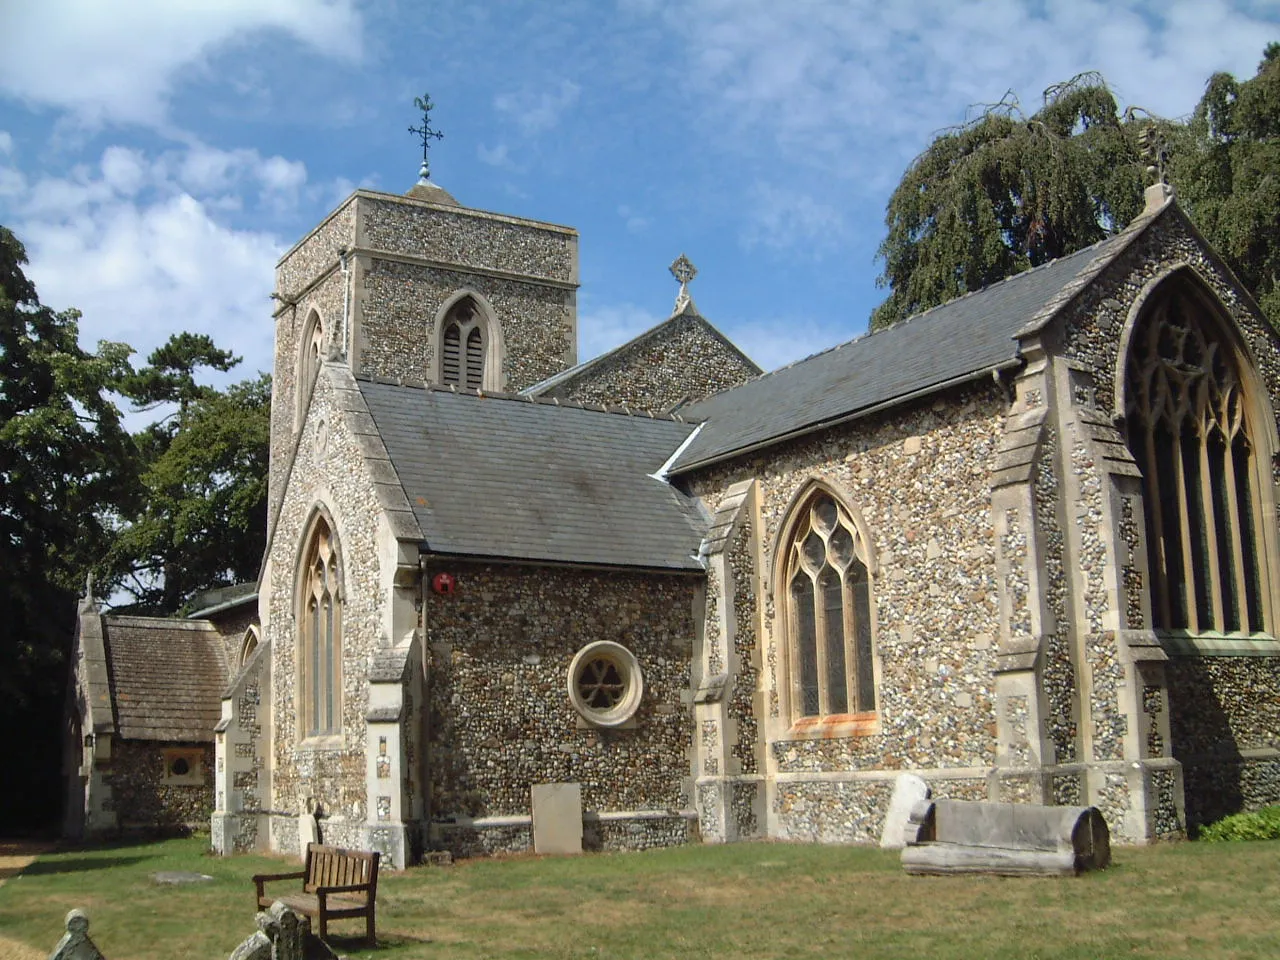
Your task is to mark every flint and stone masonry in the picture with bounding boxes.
[206,179,1280,868]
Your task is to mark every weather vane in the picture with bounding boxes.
[409,93,444,182]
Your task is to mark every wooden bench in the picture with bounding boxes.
[900,799,1111,877]
[252,843,380,941]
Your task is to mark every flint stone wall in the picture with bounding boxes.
[109,740,214,830]
[683,383,1007,842]
[266,365,387,834]
[358,259,573,391]
[541,313,760,412]
[1050,209,1280,824]
[424,563,697,855]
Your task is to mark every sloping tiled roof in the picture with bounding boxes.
[103,616,229,742]
[669,234,1130,474]
[522,304,761,399]
[357,379,708,570]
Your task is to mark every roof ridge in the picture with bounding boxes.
[353,373,689,423]
[684,234,1121,397]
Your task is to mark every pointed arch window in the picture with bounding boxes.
[784,492,877,720]
[1124,278,1272,635]
[299,516,342,737]
[296,310,324,429]
[440,298,487,391]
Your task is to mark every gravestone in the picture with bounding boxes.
[531,782,583,854]
[49,909,105,960]
[297,812,318,860]
[878,773,931,849]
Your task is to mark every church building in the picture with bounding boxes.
[149,174,1278,868]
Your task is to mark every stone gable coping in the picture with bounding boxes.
[351,373,691,424]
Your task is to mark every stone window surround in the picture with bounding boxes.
[162,747,203,785]
[567,640,644,729]
[1115,263,1280,645]
[295,308,325,432]
[431,289,505,391]
[771,480,882,739]
[295,505,346,742]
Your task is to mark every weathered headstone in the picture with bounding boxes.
[531,782,583,855]
[878,773,931,849]
[49,909,105,960]
[228,901,332,960]
[297,812,319,861]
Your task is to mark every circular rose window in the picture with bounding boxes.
[567,641,643,727]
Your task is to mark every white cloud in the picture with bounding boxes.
[494,80,582,136]
[617,205,650,234]
[727,315,864,372]
[0,131,12,156]
[577,301,663,362]
[0,0,363,127]
[653,0,1277,181]
[477,142,513,168]
[1,144,293,378]
[741,182,846,254]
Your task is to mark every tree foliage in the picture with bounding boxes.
[107,371,270,614]
[0,226,138,709]
[1169,44,1280,326]
[872,49,1280,331]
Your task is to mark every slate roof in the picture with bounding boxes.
[357,380,708,570]
[665,236,1133,473]
[522,304,761,399]
[102,616,230,742]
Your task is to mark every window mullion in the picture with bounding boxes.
[842,575,857,713]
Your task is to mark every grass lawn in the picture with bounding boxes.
[1,836,1278,959]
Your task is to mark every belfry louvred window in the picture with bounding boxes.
[440,298,485,391]
[784,492,876,719]
[1124,278,1270,635]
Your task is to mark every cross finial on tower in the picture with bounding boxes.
[409,93,444,182]
[670,254,697,313]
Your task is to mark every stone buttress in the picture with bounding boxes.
[691,479,767,842]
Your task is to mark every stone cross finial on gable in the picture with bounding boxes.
[670,254,697,314]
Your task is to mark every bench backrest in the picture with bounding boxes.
[302,844,379,896]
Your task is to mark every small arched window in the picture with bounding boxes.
[296,310,324,429]
[298,515,342,737]
[1124,276,1273,635]
[239,627,259,669]
[439,297,488,391]
[783,491,876,720]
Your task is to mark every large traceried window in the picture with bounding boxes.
[299,516,342,737]
[784,491,877,721]
[440,298,487,391]
[1124,276,1272,636]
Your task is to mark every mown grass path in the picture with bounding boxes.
[0,836,1277,959]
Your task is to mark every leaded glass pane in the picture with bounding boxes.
[851,559,875,711]
[793,575,819,716]
[802,531,825,569]
[829,525,854,568]
[813,497,838,533]
[821,569,847,714]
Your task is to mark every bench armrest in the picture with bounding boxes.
[253,871,307,899]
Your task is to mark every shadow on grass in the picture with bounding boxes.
[21,855,150,876]
[324,932,434,955]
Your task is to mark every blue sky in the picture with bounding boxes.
[1,0,1277,386]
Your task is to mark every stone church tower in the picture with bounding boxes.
[265,180,580,531]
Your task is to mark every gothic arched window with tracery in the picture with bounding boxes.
[440,298,486,391]
[783,491,877,720]
[1124,278,1272,635]
[299,515,342,736]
